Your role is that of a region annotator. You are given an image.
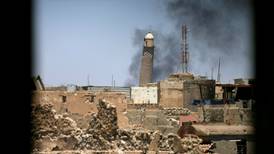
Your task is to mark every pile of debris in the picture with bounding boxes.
[115,129,153,151]
[32,100,211,153]
[31,103,82,152]
[75,100,118,150]
[162,107,191,116]
[74,100,154,152]
[159,134,214,153]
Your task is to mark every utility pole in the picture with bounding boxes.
[211,67,214,80]
[217,57,221,82]
[111,74,113,87]
[87,74,90,86]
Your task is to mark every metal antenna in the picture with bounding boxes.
[181,24,189,73]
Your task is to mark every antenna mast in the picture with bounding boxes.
[181,24,189,73]
[111,74,113,87]
[87,74,90,86]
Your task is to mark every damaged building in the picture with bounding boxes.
[130,72,215,111]
[130,86,158,104]
[31,27,255,153]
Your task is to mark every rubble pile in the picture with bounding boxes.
[163,107,191,116]
[87,100,118,140]
[74,100,153,152]
[74,133,114,150]
[159,133,185,152]
[115,129,152,151]
[181,135,203,152]
[159,134,212,153]
[31,103,57,139]
[31,104,80,139]
[31,103,81,152]
[74,99,118,150]
[32,100,210,153]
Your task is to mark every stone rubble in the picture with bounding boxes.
[74,99,118,150]
[31,103,82,152]
[32,100,211,153]
[162,107,191,116]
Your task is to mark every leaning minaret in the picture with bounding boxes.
[139,32,154,86]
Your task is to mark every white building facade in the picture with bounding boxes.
[130,87,158,104]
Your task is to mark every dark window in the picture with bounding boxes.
[243,101,248,108]
[236,139,247,154]
[62,96,66,103]
[90,95,95,102]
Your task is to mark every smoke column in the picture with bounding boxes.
[125,29,181,86]
[126,0,254,86]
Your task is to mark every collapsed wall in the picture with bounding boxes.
[224,104,254,125]
[32,99,211,153]
[197,105,224,123]
[126,107,191,135]
[31,103,82,152]
[32,91,130,129]
[197,104,254,124]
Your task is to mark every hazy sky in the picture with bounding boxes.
[34,0,254,87]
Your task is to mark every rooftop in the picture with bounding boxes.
[168,72,194,81]
[179,114,199,125]
[193,124,254,136]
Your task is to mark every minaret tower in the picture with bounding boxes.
[181,24,189,73]
[139,32,154,86]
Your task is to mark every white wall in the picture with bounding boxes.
[131,87,158,104]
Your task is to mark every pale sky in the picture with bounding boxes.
[33,0,254,87]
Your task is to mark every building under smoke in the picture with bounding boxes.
[139,32,154,86]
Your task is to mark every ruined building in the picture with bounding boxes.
[139,32,154,86]
[31,24,255,153]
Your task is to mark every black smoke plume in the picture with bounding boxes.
[125,29,181,86]
[125,0,253,86]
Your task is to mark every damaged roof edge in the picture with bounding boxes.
[32,75,45,91]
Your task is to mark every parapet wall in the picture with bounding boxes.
[183,80,215,111]
[158,78,215,110]
[159,80,184,108]
[126,109,179,135]
[197,105,224,123]
[197,104,254,124]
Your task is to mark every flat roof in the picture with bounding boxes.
[193,124,254,136]
[216,84,254,88]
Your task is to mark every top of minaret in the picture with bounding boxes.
[144,32,154,39]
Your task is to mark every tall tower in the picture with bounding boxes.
[139,32,154,86]
[181,25,189,73]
